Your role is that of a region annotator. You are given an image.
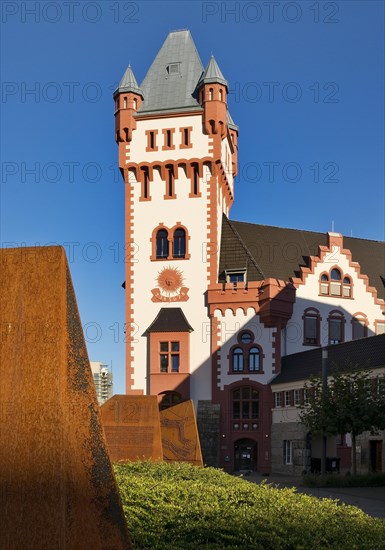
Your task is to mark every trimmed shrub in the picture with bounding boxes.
[115,462,385,549]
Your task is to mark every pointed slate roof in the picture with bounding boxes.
[137,30,204,115]
[147,308,194,333]
[219,215,385,300]
[114,65,143,98]
[198,55,228,87]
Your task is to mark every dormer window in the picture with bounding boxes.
[167,63,180,75]
[225,268,247,288]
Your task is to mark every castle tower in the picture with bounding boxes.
[114,30,238,405]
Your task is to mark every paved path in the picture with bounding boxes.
[242,472,385,519]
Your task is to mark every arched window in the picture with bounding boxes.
[352,314,368,340]
[219,89,223,101]
[343,276,352,297]
[123,96,127,109]
[158,391,181,411]
[230,331,264,374]
[328,311,345,344]
[156,229,169,259]
[232,348,244,372]
[330,268,342,296]
[319,269,353,298]
[303,308,321,346]
[151,224,190,261]
[232,387,259,422]
[133,98,137,109]
[209,88,214,100]
[248,348,260,372]
[173,228,186,258]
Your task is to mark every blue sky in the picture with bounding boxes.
[1,1,384,394]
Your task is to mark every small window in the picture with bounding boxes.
[165,168,175,198]
[143,168,149,199]
[156,229,169,259]
[159,341,180,373]
[294,389,301,406]
[283,440,293,465]
[225,269,247,288]
[303,309,320,346]
[209,88,214,100]
[232,347,244,372]
[123,96,127,109]
[274,392,282,408]
[329,312,344,344]
[232,387,259,420]
[173,228,186,259]
[240,332,252,345]
[375,322,385,335]
[352,316,367,340]
[343,276,352,297]
[248,347,260,372]
[230,331,263,374]
[192,164,199,195]
[284,391,291,407]
[167,63,180,75]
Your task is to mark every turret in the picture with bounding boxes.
[198,56,228,139]
[113,65,143,169]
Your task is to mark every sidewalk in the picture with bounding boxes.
[240,472,385,519]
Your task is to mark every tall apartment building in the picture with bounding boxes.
[90,362,113,405]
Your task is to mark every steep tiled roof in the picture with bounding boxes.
[147,307,194,333]
[136,30,204,115]
[219,215,385,300]
[271,334,385,384]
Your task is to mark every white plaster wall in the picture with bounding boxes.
[284,245,384,355]
[221,137,234,192]
[128,116,215,402]
[215,307,276,389]
[129,115,209,162]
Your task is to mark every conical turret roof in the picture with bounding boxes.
[198,55,228,87]
[114,65,143,98]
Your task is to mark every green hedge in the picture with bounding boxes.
[114,462,385,549]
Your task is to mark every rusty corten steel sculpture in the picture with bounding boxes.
[100,395,163,462]
[160,401,203,466]
[100,395,203,467]
[0,247,131,550]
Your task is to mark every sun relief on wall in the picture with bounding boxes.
[151,266,189,302]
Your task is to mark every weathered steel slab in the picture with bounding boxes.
[160,400,203,466]
[101,395,163,462]
[0,246,131,550]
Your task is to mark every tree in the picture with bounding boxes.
[300,364,385,475]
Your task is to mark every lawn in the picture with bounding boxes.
[114,462,385,549]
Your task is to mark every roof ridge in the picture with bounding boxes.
[231,219,384,244]
[223,214,266,279]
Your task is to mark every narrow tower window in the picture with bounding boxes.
[156,229,169,259]
[173,228,186,258]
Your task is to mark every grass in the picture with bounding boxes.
[114,461,385,549]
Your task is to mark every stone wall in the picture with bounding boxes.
[271,423,309,475]
[197,401,221,467]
